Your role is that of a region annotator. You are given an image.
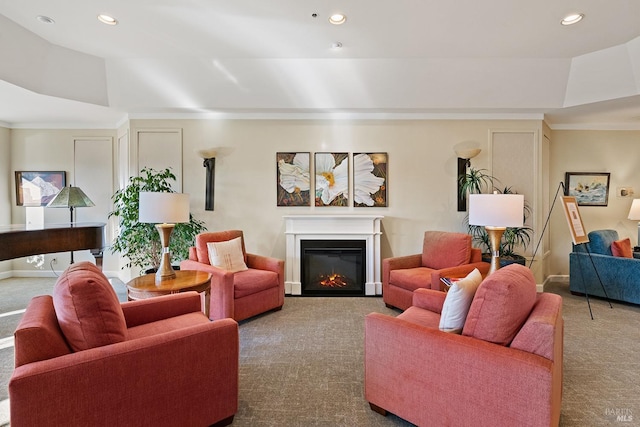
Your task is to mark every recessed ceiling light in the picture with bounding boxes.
[36,15,55,24]
[97,14,118,26]
[329,14,347,25]
[331,42,343,50]
[561,13,584,26]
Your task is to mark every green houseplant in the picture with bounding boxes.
[109,167,207,271]
[459,168,533,265]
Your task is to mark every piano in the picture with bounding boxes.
[0,222,106,266]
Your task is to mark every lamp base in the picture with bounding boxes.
[155,223,177,282]
[485,226,506,276]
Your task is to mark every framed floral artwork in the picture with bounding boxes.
[276,152,310,206]
[15,171,66,206]
[564,172,610,207]
[354,152,387,207]
[315,152,349,206]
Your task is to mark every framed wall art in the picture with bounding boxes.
[15,171,66,206]
[564,172,610,207]
[353,152,387,207]
[276,152,310,206]
[315,152,348,207]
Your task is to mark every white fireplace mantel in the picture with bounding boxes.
[284,215,383,295]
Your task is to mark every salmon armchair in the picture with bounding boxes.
[9,262,239,427]
[382,230,490,310]
[180,230,285,321]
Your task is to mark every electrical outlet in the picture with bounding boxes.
[51,258,57,264]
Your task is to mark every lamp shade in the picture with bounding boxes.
[628,199,640,220]
[138,192,190,224]
[46,186,95,209]
[469,193,524,227]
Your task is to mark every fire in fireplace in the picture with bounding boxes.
[300,240,366,296]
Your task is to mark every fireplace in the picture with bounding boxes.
[301,240,366,296]
[283,215,383,295]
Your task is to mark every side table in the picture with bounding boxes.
[127,270,212,318]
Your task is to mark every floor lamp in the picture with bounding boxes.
[138,192,190,282]
[469,193,524,275]
[46,185,95,263]
[628,198,640,251]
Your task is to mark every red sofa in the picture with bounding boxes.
[9,262,239,427]
[383,230,490,310]
[366,264,563,427]
[180,230,284,321]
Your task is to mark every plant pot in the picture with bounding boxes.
[481,253,526,268]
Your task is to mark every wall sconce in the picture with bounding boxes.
[198,149,217,211]
[456,148,481,211]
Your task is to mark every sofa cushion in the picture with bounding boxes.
[207,237,248,273]
[53,262,127,352]
[439,268,483,334]
[233,269,280,298]
[462,264,537,346]
[611,238,632,258]
[422,231,471,269]
[587,229,618,256]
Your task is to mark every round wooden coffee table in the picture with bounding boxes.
[126,270,212,317]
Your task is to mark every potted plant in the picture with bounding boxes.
[460,169,533,266]
[109,167,207,272]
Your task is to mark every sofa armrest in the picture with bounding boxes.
[412,288,446,313]
[121,292,202,327]
[365,313,559,426]
[9,318,239,427]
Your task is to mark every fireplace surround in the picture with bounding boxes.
[284,215,383,296]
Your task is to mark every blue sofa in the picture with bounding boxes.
[569,229,640,305]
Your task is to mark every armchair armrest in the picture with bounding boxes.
[122,292,202,328]
[430,262,490,290]
[412,288,446,314]
[246,253,284,275]
[188,246,197,261]
[384,254,423,270]
[10,318,239,427]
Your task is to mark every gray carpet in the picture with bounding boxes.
[0,276,639,426]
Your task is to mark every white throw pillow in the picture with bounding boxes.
[439,268,483,334]
[207,237,248,273]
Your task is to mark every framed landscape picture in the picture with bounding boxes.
[276,152,310,206]
[564,172,610,206]
[354,152,387,207]
[315,152,349,207]
[15,171,66,206]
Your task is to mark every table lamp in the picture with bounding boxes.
[47,185,96,263]
[627,199,640,250]
[138,192,190,282]
[469,193,524,275]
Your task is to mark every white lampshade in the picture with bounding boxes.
[138,192,190,224]
[628,199,640,221]
[469,193,524,228]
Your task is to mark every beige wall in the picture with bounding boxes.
[0,126,10,276]
[548,129,640,275]
[129,119,541,274]
[8,119,634,281]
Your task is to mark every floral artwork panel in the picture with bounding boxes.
[354,153,387,207]
[315,153,349,207]
[277,152,311,206]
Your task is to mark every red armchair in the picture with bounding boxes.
[180,230,284,321]
[9,262,239,427]
[366,264,563,427]
[382,230,490,310]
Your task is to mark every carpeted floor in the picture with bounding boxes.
[0,276,638,426]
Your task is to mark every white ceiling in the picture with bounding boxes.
[1,0,640,129]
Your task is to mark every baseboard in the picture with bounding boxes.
[538,274,569,292]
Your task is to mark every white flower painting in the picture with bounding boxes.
[315,153,349,206]
[277,152,310,206]
[354,153,387,207]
